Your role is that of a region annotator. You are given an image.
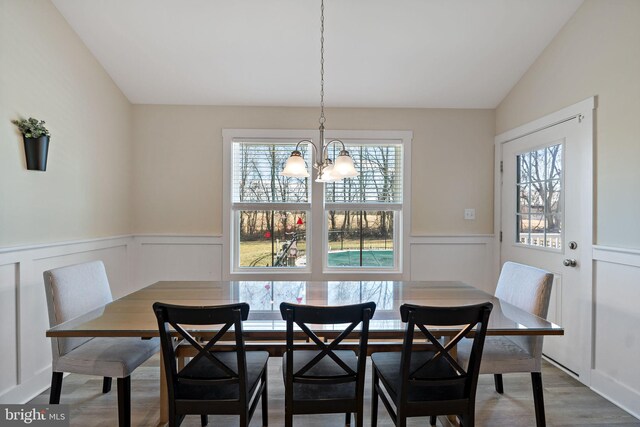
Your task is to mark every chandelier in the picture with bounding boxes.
[280,0,358,183]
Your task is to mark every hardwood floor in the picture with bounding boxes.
[30,355,639,426]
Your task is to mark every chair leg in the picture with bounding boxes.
[345,412,351,426]
[117,376,131,427]
[170,414,185,427]
[356,410,363,427]
[531,372,546,427]
[103,377,112,393]
[200,415,208,426]
[430,415,437,425]
[371,369,379,427]
[262,369,268,427]
[461,409,475,427]
[49,372,63,404]
[285,408,293,427]
[240,411,249,427]
[494,373,504,394]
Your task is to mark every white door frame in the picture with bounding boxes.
[493,97,595,385]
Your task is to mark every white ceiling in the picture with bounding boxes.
[52,0,583,108]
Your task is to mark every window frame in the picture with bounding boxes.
[223,129,412,280]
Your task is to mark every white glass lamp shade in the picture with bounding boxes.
[333,150,358,178]
[315,163,337,182]
[281,151,309,177]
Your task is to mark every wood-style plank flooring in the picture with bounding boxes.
[29,356,639,426]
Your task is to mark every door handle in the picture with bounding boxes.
[563,259,577,267]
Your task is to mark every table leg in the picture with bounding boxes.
[159,352,168,424]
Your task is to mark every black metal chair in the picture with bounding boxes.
[371,302,493,427]
[153,302,268,427]
[280,301,376,427]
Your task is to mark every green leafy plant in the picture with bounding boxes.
[11,117,50,138]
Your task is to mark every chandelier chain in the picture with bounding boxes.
[319,0,325,125]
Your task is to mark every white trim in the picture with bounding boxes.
[593,245,640,268]
[134,235,223,246]
[0,236,132,266]
[494,96,595,385]
[410,235,494,245]
[0,234,131,255]
[324,202,403,211]
[590,370,640,420]
[495,97,596,144]
[0,365,51,404]
[231,202,312,211]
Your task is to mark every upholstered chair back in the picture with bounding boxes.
[43,261,113,359]
[495,261,554,364]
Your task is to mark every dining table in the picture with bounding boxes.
[46,280,563,425]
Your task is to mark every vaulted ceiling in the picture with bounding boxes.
[53,0,583,108]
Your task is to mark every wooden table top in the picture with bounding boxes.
[46,280,563,338]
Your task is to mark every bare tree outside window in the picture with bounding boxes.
[516,144,563,248]
[233,142,309,268]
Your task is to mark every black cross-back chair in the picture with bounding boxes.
[153,302,268,427]
[371,302,493,427]
[280,301,376,427]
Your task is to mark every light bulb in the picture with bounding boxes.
[333,150,358,177]
[281,151,309,177]
[315,163,337,182]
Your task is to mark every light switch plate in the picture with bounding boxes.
[464,208,476,220]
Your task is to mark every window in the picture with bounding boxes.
[324,142,403,270]
[516,143,563,249]
[231,140,311,270]
[224,130,411,276]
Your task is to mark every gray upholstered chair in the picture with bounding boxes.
[44,261,159,427]
[457,261,553,427]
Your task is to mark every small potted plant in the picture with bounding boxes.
[12,117,51,171]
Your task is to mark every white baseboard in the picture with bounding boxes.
[0,365,51,405]
[591,369,640,420]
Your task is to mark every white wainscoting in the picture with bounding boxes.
[591,245,640,419]
[0,233,496,403]
[409,235,497,294]
[131,235,223,289]
[0,236,133,404]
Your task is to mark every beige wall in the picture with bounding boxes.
[0,0,133,247]
[496,0,640,248]
[132,105,495,236]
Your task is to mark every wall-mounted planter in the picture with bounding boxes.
[23,135,50,171]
